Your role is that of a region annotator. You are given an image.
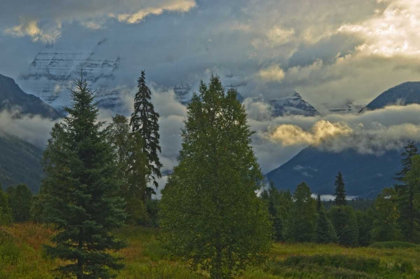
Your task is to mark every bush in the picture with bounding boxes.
[281,255,380,273]
[0,242,20,265]
[369,241,419,249]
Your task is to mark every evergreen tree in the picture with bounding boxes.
[42,78,125,279]
[316,202,338,244]
[395,143,420,243]
[7,184,32,223]
[160,76,272,279]
[285,182,317,242]
[371,188,401,242]
[0,186,12,225]
[400,155,420,243]
[334,172,346,206]
[356,208,374,246]
[130,71,162,190]
[395,141,418,182]
[261,183,292,242]
[330,205,359,247]
[108,115,149,224]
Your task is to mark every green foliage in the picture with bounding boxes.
[261,183,293,241]
[108,115,149,224]
[398,154,420,243]
[130,70,162,189]
[357,209,374,246]
[371,188,400,243]
[0,242,20,265]
[6,184,32,223]
[316,204,338,244]
[369,241,419,249]
[334,172,346,206]
[285,183,317,243]
[160,76,272,279]
[41,78,126,278]
[0,187,12,225]
[330,206,359,247]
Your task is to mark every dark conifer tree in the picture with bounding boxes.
[130,71,162,190]
[7,184,32,223]
[334,172,346,206]
[316,202,338,244]
[395,142,420,243]
[0,185,12,225]
[42,78,125,279]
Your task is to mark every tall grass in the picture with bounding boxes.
[0,224,419,278]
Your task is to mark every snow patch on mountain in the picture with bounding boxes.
[18,50,122,113]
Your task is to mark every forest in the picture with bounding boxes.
[0,72,420,279]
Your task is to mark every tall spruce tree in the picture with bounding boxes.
[395,142,420,243]
[334,172,346,206]
[400,155,420,243]
[130,71,162,190]
[42,78,125,279]
[160,76,272,279]
[285,182,317,242]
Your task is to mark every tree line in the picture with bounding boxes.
[0,73,420,279]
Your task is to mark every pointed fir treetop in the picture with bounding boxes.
[130,70,162,189]
[395,141,418,182]
[334,171,347,206]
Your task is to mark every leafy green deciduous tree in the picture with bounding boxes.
[334,172,346,206]
[371,188,401,243]
[130,71,162,190]
[0,186,12,225]
[160,76,272,279]
[42,78,125,279]
[285,182,317,243]
[7,184,32,223]
[108,115,148,224]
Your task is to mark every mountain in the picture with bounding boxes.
[0,74,60,119]
[0,134,44,193]
[269,92,319,117]
[361,82,420,112]
[0,74,60,192]
[266,146,402,199]
[18,50,122,113]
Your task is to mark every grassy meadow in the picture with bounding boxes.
[0,223,419,279]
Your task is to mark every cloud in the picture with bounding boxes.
[114,0,196,24]
[338,0,420,58]
[5,20,61,43]
[258,65,285,82]
[259,104,420,159]
[0,110,57,147]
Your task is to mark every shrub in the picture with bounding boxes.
[369,241,419,249]
[0,242,20,265]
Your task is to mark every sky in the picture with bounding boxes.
[2,0,420,193]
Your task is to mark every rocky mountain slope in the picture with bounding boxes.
[0,74,58,192]
[0,74,60,119]
[18,50,122,113]
[268,92,319,117]
[361,82,420,112]
[266,146,402,199]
